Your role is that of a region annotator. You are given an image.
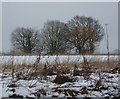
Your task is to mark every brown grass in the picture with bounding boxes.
[87,60,119,69]
[1,55,119,80]
[2,59,119,73]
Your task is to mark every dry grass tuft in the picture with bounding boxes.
[53,74,74,84]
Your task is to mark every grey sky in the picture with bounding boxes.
[0,2,2,53]
[2,2,118,53]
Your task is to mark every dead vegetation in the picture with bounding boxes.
[1,54,120,98]
[53,73,74,84]
[1,55,119,80]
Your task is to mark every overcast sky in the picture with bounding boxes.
[0,2,2,53]
[2,2,118,53]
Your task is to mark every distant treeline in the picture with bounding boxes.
[11,15,104,54]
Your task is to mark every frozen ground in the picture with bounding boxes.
[1,72,120,98]
[0,73,2,98]
[0,55,120,98]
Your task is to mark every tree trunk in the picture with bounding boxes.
[78,49,81,54]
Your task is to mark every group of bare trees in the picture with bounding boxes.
[11,15,104,54]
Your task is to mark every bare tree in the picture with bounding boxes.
[67,16,104,54]
[11,27,42,53]
[41,20,71,54]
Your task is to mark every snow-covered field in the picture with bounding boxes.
[0,55,120,98]
[1,55,119,65]
[1,72,120,98]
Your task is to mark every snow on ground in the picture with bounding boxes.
[1,71,120,98]
[0,73,2,99]
[1,55,119,65]
[0,55,120,98]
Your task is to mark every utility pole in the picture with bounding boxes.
[105,24,109,66]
